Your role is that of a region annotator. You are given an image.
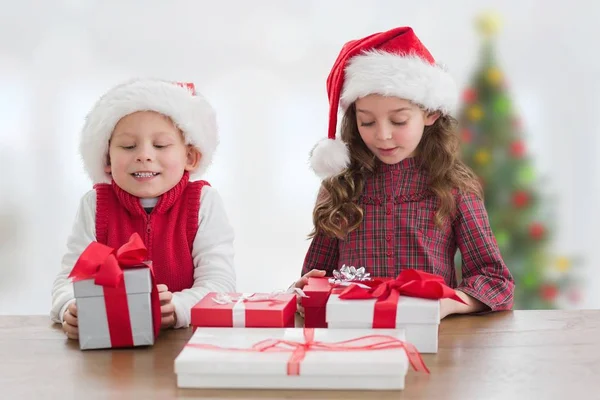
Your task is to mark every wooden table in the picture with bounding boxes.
[1,311,599,399]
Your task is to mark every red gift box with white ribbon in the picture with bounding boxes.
[191,291,297,328]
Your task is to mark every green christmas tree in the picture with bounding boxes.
[456,12,580,309]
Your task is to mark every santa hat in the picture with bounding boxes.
[79,78,218,184]
[310,26,458,180]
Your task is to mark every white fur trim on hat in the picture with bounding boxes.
[309,137,350,180]
[79,78,218,184]
[340,50,458,116]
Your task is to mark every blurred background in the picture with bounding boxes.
[0,0,598,315]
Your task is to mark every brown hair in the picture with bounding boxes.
[310,104,482,239]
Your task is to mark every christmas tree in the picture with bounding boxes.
[456,12,580,309]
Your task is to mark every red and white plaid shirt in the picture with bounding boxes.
[302,157,514,311]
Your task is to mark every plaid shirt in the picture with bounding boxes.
[302,157,514,311]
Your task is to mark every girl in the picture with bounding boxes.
[297,27,514,318]
[51,79,236,339]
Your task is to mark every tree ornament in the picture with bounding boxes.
[474,149,491,165]
[461,128,473,143]
[510,140,526,158]
[556,256,571,272]
[539,284,558,302]
[475,11,503,37]
[512,190,530,208]
[468,105,484,121]
[462,88,478,103]
[486,67,503,86]
[493,95,511,115]
[529,222,546,240]
[517,165,536,185]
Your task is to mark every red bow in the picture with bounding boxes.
[337,269,466,328]
[69,233,161,347]
[339,269,465,302]
[69,232,148,287]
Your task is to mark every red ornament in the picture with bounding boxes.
[529,222,545,240]
[540,284,558,302]
[512,191,530,208]
[462,88,478,104]
[510,140,526,158]
[461,128,473,143]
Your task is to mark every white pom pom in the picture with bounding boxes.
[309,138,350,180]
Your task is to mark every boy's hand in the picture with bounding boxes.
[157,284,177,329]
[62,302,79,340]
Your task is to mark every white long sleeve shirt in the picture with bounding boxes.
[50,185,236,329]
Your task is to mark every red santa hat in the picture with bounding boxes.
[310,26,458,179]
[79,78,218,184]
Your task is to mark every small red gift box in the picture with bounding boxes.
[301,277,335,328]
[191,292,297,328]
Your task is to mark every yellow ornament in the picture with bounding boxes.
[486,68,503,86]
[468,105,484,121]
[556,257,571,272]
[476,11,503,37]
[474,149,491,165]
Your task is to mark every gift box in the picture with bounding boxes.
[174,327,428,390]
[191,291,297,328]
[303,267,466,353]
[68,233,161,350]
[327,293,440,353]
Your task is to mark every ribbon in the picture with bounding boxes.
[338,269,467,328]
[68,233,161,347]
[212,289,307,327]
[186,328,429,375]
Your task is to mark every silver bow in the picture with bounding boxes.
[329,264,372,287]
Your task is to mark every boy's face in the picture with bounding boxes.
[354,94,439,165]
[104,111,200,198]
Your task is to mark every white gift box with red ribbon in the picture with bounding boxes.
[174,327,429,390]
[326,293,440,353]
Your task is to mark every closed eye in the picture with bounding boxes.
[120,145,135,150]
[360,121,375,127]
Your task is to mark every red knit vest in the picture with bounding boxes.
[94,172,209,292]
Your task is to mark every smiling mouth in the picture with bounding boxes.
[132,172,160,178]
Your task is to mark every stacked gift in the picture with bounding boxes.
[174,327,428,390]
[68,233,161,350]
[302,266,465,353]
[191,291,298,328]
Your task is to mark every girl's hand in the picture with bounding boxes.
[440,290,487,319]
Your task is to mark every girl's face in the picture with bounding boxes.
[104,111,200,198]
[354,94,439,165]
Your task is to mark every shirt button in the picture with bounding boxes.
[386,235,391,241]
[386,249,393,256]
[386,207,392,215]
